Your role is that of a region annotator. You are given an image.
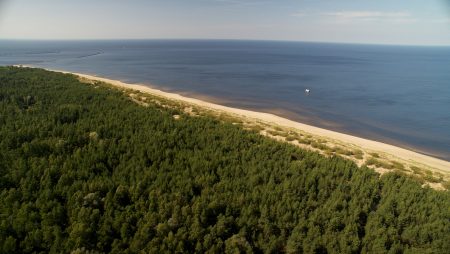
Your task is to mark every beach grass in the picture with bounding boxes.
[21,66,450,190]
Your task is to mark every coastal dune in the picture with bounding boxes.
[72,71,450,173]
[19,66,450,177]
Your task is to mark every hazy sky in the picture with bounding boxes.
[0,0,449,45]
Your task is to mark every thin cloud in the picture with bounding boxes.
[291,10,413,22]
[291,11,307,17]
[429,18,450,23]
[212,0,271,6]
[0,0,11,28]
[324,11,411,19]
[324,11,417,24]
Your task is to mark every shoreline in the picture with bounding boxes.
[16,66,450,175]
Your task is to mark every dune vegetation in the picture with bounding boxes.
[1,67,449,253]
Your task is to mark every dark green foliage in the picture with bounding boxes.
[1,67,449,253]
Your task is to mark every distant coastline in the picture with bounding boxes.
[15,65,450,179]
[4,40,450,160]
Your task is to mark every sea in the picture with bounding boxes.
[1,39,449,160]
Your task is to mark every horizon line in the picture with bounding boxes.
[1,37,449,47]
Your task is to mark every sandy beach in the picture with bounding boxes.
[17,66,450,176]
[75,72,450,172]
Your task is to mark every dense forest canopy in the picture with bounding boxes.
[0,67,449,253]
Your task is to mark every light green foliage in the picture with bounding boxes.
[390,161,405,171]
[370,152,380,158]
[1,67,449,253]
[285,135,296,142]
[353,149,364,160]
[366,157,393,169]
[411,166,423,174]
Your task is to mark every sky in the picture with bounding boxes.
[0,0,449,45]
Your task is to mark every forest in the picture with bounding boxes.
[0,66,449,253]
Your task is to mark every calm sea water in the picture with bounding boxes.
[1,40,449,160]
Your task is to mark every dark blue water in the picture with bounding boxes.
[1,40,449,160]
